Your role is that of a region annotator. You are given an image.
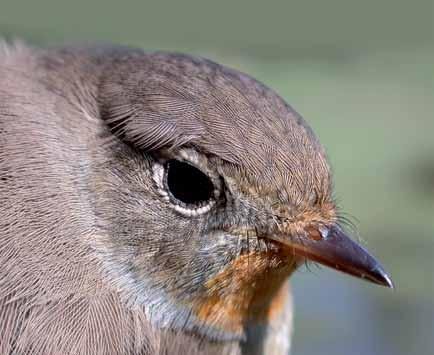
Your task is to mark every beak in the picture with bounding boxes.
[271,225,394,288]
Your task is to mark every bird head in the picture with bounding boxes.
[89,51,393,340]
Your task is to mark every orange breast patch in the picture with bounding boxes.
[191,250,298,333]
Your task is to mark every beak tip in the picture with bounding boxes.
[382,273,395,289]
[371,265,395,289]
[376,275,394,289]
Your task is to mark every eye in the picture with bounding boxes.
[164,159,215,207]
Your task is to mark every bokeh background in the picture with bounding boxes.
[1,1,433,354]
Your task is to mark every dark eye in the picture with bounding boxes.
[165,159,214,206]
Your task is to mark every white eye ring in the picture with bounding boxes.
[151,161,216,217]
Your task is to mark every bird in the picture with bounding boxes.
[0,41,393,355]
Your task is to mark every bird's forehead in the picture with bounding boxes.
[217,142,331,209]
[158,54,330,202]
[106,52,333,206]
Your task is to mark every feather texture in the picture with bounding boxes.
[0,41,335,354]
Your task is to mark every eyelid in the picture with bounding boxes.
[153,151,222,195]
[170,200,215,217]
[152,162,169,198]
[159,148,219,180]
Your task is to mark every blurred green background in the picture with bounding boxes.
[1,1,433,354]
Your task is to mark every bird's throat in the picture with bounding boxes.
[190,250,299,337]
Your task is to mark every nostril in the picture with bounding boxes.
[305,226,323,241]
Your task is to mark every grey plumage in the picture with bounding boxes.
[0,41,392,355]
